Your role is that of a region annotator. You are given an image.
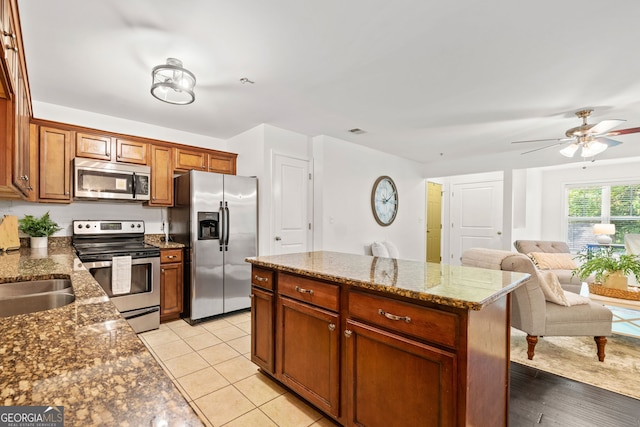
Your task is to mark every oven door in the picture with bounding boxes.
[82,256,160,332]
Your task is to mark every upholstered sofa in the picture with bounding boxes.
[513,240,587,294]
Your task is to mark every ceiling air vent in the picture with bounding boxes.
[348,128,366,134]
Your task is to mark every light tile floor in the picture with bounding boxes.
[139,312,337,427]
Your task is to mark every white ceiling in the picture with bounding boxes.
[16,0,640,172]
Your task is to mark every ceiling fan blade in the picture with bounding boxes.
[596,137,623,148]
[520,142,567,155]
[589,119,625,135]
[511,137,572,144]
[605,126,640,137]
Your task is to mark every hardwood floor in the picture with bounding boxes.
[510,362,640,427]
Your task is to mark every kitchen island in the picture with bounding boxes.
[0,246,202,426]
[246,251,530,427]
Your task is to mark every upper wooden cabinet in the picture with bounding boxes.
[208,151,237,175]
[174,147,207,171]
[39,126,72,202]
[115,138,148,165]
[148,145,173,206]
[75,132,112,161]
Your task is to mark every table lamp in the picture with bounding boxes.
[593,223,615,244]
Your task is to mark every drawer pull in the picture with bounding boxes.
[378,309,411,323]
[166,255,176,259]
[344,329,352,338]
[254,275,269,282]
[295,286,314,295]
[328,323,336,331]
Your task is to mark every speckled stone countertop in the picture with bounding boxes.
[0,247,202,427]
[145,234,186,249]
[246,251,530,310]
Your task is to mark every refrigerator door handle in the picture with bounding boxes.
[224,202,230,250]
[219,201,225,251]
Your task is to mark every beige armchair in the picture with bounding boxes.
[461,248,612,361]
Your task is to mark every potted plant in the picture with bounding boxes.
[572,246,640,289]
[18,212,62,249]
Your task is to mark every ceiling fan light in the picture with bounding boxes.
[581,140,608,157]
[559,143,579,157]
[151,58,196,105]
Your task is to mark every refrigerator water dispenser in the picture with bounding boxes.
[198,212,219,240]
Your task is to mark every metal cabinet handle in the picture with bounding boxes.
[166,255,176,259]
[275,236,282,241]
[254,275,269,282]
[295,286,314,295]
[161,268,165,273]
[378,309,411,323]
[344,329,352,338]
[328,323,336,331]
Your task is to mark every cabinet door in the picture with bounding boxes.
[76,132,112,161]
[344,319,456,427]
[276,296,340,417]
[160,261,183,321]
[208,152,237,175]
[39,126,72,202]
[148,145,173,206]
[115,138,148,165]
[12,73,32,199]
[174,147,207,171]
[251,286,275,373]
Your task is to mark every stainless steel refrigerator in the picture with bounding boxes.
[170,170,257,323]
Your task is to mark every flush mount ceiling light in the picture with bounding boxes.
[151,58,196,105]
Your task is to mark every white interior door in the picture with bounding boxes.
[272,154,310,254]
[450,180,503,264]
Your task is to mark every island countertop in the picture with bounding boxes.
[0,247,202,427]
[246,251,530,310]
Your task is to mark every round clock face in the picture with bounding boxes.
[371,176,398,226]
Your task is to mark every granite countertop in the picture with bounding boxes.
[0,247,202,427]
[145,235,186,249]
[246,251,530,310]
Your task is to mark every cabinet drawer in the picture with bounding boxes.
[348,291,458,348]
[160,249,183,263]
[278,273,339,312]
[252,267,274,290]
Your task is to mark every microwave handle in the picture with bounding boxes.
[132,172,137,199]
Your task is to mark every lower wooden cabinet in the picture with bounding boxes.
[276,295,340,417]
[160,248,183,322]
[251,286,275,373]
[345,319,456,427]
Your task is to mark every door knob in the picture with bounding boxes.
[275,236,282,241]
[497,231,502,235]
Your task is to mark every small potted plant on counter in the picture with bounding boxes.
[572,246,640,290]
[18,212,62,249]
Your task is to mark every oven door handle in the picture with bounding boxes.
[81,257,158,269]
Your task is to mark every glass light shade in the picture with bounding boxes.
[559,143,580,157]
[151,58,196,105]
[580,140,608,157]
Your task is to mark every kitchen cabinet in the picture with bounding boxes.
[208,151,237,174]
[116,138,148,165]
[160,248,183,322]
[275,273,340,417]
[174,147,207,171]
[75,131,112,161]
[39,125,72,202]
[251,267,275,373]
[148,145,173,206]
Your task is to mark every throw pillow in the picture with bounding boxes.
[528,252,577,270]
[537,270,569,306]
[382,241,400,259]
[563,291,591,306]
[371,241,389,258]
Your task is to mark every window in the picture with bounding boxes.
[567,183,640,251]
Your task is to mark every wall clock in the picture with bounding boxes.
[371,176,398,226]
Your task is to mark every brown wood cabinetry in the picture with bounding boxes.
[174,147,207,171]
[251,264,512,427]
[251,268,275,373]
[208,151,237,174]
[148,145,173,206]
[160,248,184,322]
[115,138,148,165]
[75,132,112,161]
[275,272,340,417]
[39,126,72,202]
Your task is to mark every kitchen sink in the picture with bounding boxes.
[0,279,75,317]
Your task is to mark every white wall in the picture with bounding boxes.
[312,135,425,261]
[33,101,228,150]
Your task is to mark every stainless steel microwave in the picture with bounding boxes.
[74,158,151,201]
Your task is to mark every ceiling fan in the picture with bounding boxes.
[511,109,640,158]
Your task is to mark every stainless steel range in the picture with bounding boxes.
[72,220,160,333]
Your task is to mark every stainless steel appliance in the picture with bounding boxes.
[74,158,151,201]
[170,170,257,323]
[72,220,160,333]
